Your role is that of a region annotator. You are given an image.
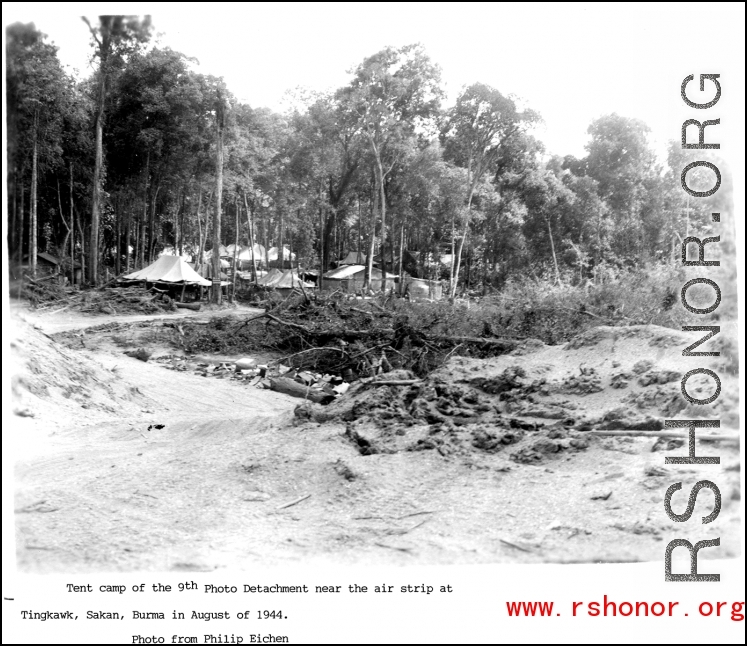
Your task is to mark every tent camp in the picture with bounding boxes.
[272,270,314,295]
[256,268,313,293]
[192,262,229,282]
[237,269,268,283]
[321,264,397,293]
[256,267,282,286]
[226,243,267,268]
[124,255,211,287]
[267,246,295,262]
[337,251,367,266]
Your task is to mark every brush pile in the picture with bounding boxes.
[177,291,524,382]
[21,276,178,315]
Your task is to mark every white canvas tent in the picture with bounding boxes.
[321,265,397,292]
[272,270,313,291]
[226,243,266,263]
[123,255,211,287]
[267,245,295,262]
[256,267,282,286]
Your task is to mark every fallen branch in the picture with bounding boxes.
[269,347,347,366]
[98,273,127,290]
[589,430,738,442]
[373,542,412,553]
[175,302,201,311]
[265,312,310,332]
[233,311,269,332]
[369,379,421,387]
[429,335,519,349]
[277,493,311,510]
[269,377,333,403]
[499,538,533,553]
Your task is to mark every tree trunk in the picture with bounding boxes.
[115,194,121,275]
[375,156,387,292]
[231,196,239,303]
[357,196,363,263]
[90,73,107,284]
[125,206,131,274]
[196,188,204,273]
[449,213,455,296]
[139,151,149,268]
[398,220,405,295]
[322,209,337,272]
[75,206,86,283]
[278,210,284,269]
[70,163,75,284]
[243,191,258,285]
[10,166,17,260]
[451,180,477,298]
[319,200,325,276]
[547,216,561,285]
[178,190,185,257]
[17,167,25,263]
[364,180,378,291]
[139,196,147,268]
[211,104,225,305]
[262,211,269,271]
[30,110,38,277]
[57,179,72,274]
[148,184,160,261]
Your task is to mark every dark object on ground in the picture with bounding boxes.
[125,348,152,362]
[269,377,333,404]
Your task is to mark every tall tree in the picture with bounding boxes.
[340,44,443,291]
[583,114,656,261]
[211,87,227,304]
[442,83,539,296]
[82,14,152,284]
[6,22,69,274]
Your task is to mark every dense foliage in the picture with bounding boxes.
[6,18,732,292]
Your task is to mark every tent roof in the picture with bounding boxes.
[267,245,295,261]
[324,264,366,279]
[272,270,314,289]
[323,265,397,280]
[124,255,211,286]
[338,251,367,265]
[226,244,266,261]
[256,267,282,285]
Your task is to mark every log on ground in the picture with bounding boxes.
[269,377,334,404]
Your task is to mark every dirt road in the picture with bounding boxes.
[10,307,741,572]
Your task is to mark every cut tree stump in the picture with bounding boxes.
[269,377,333,404]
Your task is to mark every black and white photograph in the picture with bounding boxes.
[3,3,744,644]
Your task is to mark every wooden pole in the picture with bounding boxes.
[231,195,239,303]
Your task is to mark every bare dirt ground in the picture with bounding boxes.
[10,303,741,572]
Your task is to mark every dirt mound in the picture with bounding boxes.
[296,322,740,461]
[297,368,590,463]
[9,315,152,423]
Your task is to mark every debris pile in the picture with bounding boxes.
[22,277,179,316]
[177,294,522,381]
[296,368,592,462]
[153,354,350,403]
